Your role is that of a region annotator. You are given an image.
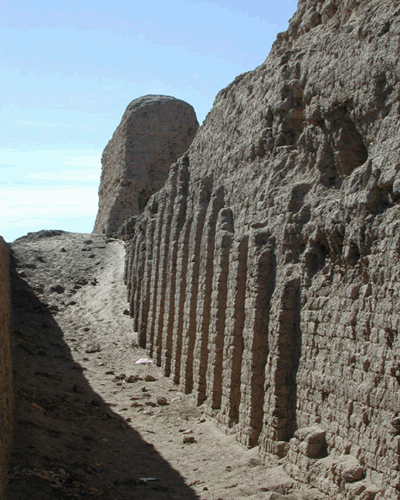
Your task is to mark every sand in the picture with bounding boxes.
[6,231,315,500]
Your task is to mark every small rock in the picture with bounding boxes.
[125,417,132,423]
[75,278,88,286]
[60,247,67,252]
[183,436,196,444]
[157,397,168,406]
[141,387,147,392]
[105,370,115,375]
[26,263,37,269]
[144,375,157,382]
[145,401,158,407]
[123,309,130,315]
[85,343,101,353]
[114,373,126,380]
[126,375,141,383]
[50,284,65,294]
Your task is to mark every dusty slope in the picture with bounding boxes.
[6,231,316,500]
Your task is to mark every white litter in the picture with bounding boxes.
[135,358,153,365]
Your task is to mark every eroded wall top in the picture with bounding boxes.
[93,94,198,236]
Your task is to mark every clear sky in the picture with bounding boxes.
[1,0,298,243]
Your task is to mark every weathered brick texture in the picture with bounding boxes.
[93,95,198,236]
[124,1,400,498]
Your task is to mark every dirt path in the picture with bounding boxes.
[6,231,313,500]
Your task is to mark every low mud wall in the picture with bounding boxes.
[0,237,13,497]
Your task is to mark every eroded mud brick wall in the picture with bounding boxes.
[93,95,198,236]
[125,1,400,498]
[0,237,13,496]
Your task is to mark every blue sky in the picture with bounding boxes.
[1,0,298,242]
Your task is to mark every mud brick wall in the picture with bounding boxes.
[0,237,13,497]
[124,1,400,498]
[93,95,198,236]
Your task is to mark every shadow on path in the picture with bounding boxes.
[6,256,199,500]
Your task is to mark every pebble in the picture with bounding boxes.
[50,284,65,294]
[85,343,101,353]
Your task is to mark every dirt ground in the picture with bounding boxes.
[5,230,316,500]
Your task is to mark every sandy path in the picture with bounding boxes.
[6,231,313,500]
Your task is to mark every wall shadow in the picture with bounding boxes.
[6,257,199,500]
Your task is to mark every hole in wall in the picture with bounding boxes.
[304,241,329,278]
[346,243,360,266]
[385,328,395,349]
[332,107,368,177]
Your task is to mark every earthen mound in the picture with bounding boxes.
[93,95,199,236]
